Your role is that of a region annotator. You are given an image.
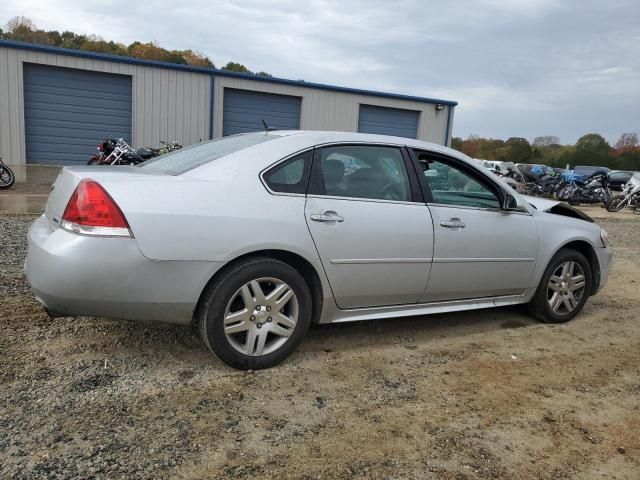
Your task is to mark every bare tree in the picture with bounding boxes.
[614,132,639,153]
[6,16,36,32]
[533,136,560,147]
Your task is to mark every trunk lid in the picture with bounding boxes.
[45,166,165,230]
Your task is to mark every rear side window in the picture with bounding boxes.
[263,150,312,194]
[139,133,280,175]
[310,145,412,202]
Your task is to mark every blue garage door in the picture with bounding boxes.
[24,64,132,165]
[358,104,420,139]
[223,88,301,136]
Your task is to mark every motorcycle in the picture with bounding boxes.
[0,157,15,189]
[606,173,640,212]
[558,171,612,206]
[88,138,181,165]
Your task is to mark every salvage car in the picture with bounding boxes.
[26,131,613,369]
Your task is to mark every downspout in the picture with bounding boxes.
[444,106,453,147]
[208,73,216,140]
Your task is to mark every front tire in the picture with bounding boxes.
[198,257,312,370]
[528,248,592,323]
[606,196,626,212]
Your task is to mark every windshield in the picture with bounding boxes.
[139,133,280,175]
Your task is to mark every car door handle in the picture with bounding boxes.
[310,212,344,223]
[440,218,466,229]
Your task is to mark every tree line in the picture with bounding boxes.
[451,133,640,171]
[0,16,271,76]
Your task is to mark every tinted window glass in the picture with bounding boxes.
[314,145,411,201]
[416,154,500,209]
[263,150,312,194]
[139,133,279,175]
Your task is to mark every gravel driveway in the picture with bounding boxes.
[1,213,639,479]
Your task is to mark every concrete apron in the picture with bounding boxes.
[0,165,61,215]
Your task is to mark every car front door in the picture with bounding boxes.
[412,150,539,302]
[304,144,434,309]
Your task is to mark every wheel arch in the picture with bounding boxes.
[193,249,324,327]
[553,240,601,295]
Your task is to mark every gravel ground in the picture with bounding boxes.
[1,212,639,480]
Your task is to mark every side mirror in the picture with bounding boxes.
[502,193,519,210]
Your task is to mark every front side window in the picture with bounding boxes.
[415,153,501,209]
[312,145,411,202]
[263,150,312,194]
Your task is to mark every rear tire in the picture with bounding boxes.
[198,257,312,370]
[528,248,592,324]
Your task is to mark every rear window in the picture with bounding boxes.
[139,133,280,175]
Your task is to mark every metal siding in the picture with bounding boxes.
[0,46,211,166]
[213,76,448,144]
[357,104,420,139]
[222,88,301,136]
[23,64,132,164]
[1,40,457,107]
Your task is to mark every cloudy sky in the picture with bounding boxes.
[4,0,639,144]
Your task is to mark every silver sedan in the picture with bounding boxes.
[26,131,613,369]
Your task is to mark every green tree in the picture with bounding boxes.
[574,133,613,167]
[504,137,532,163]
[222,61,252,73]
[450,137,463,151]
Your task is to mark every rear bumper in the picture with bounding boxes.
[26,215,223,325]
[594,246,613,293]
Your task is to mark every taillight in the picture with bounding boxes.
[61,179,131,237]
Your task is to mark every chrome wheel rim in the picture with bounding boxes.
[547,261,586,315]
[224,277,299,356]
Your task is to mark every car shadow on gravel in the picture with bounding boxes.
[301,305,539,353]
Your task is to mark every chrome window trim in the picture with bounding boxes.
[307,194,425,206]
[427,202,532,216]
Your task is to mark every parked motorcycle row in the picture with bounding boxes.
[88,138,182,166]
[480,160,639,213]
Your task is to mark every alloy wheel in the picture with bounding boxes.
[223,277,299,356]
[547,261,586,315]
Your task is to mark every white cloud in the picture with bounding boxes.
[2,0,639,143]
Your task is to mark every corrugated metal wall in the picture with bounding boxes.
[0,44,454,166]
[213,76,449,143]
[0,46,210,165]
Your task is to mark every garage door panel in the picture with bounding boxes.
[24,81,132,100]
[358,104,419,139]
[223,88,301,136]
[25,116,130,131]
[25,106,131,124]
[26,123,130,141]
[24,64,132,164]
[25,92,130,112]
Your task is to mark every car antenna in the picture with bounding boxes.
[262,119,277,133]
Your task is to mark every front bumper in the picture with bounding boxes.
[594,246,614,293]
[25,215,223,325]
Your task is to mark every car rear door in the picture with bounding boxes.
[411,150,539,302]
[304,144,434,309]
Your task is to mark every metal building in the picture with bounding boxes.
[0,40,457,166]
